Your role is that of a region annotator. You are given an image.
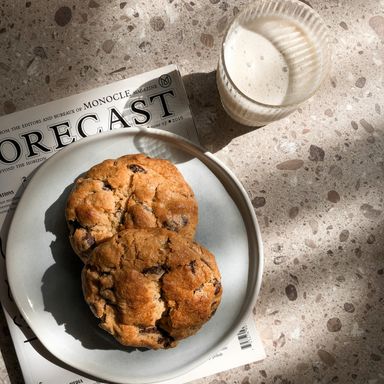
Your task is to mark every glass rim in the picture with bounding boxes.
[220,0,331,109]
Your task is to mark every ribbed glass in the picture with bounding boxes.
[216,0,330,126]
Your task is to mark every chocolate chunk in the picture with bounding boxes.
[139,326,158,333]
[157,336,173,348]
[143,265,166,275]
[181,215,189,226]
[68,219,81,230]
[213,279,222,295]
[164,219,178,231]
[84,232,95,247]
[102,181,113,190]
[129,164,147,173]
[189,260,196,274]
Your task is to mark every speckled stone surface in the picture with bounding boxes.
[1,0,384,383]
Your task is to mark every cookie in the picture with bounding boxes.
[65,154,198,262]
[81,228,222,349]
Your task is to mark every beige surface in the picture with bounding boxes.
[1,0,383,383]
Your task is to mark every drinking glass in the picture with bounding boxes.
[216,0,330,126]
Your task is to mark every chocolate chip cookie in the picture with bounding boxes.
[65,154,198,262]
[82,228,222,349]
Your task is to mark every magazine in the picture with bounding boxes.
[0,64,265,384]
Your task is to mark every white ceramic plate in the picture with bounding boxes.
[6,128,263,384]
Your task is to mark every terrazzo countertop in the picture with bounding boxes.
[0,0,383,383]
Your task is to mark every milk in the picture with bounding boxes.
[223,20,290,106]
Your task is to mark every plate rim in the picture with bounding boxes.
[6,127,264,384]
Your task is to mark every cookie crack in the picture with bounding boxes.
[153,254,176,347]
[152,183,162,227]
[131,195,154,213]
[200,256,215,272]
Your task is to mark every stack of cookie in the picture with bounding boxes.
[65,154,222,349]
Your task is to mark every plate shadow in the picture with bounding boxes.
[42,183,145,353]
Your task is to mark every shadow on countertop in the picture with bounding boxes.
[182,70,261,152]
[0,306,24,384]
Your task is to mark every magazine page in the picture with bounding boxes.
[0,65,265,384]
[6,311,264,384]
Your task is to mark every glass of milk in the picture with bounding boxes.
[216,0,330,126]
